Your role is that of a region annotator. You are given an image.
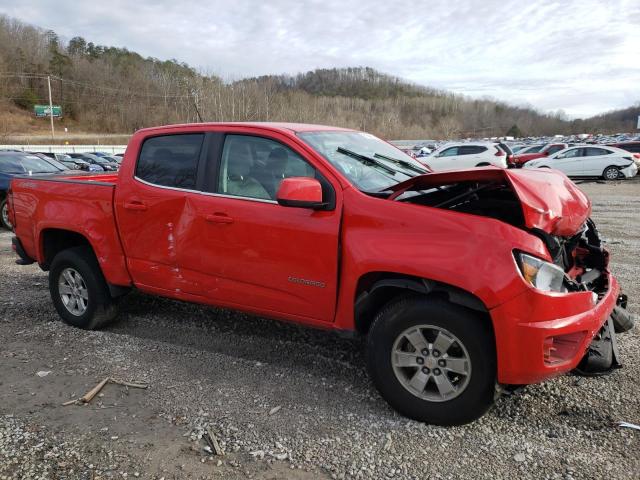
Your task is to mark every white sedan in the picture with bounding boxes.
[523,145,638,180]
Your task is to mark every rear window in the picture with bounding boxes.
[136,134,204,189]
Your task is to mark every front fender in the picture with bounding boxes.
[333,189,550,330]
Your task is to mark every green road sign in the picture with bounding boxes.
[34,104,62,117]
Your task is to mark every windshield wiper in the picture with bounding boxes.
[336,147,398,175]
[373,153,429,175]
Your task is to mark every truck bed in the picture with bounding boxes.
[9,172,131,286]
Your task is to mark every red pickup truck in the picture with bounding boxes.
[7,123,631,425]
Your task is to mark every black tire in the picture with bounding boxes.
[0,198,11,230]
[49,246,119,329]
[602,166,620,181]
[367,295,496,426]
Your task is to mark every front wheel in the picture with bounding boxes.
[49,246,119,329]
[602,166,620,181]
[0,199,12,230]
[367,295,496,425]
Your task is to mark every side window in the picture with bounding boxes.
[585,148,610,156]
[137,134,204,189]
[218,135,316,201]
[547,145,564,155]
[439,147,459,157]
[557,148,582,159]
[460,146,487,155]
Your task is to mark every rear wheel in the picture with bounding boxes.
[49,246,119,329]
[0,199,11,230]
[602,166,620,181]
[367,295,496,425]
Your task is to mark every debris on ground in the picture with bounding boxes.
[268,405,282,416]
[62,377,149,406]
[619,422,640,431]
[205,427,225,456]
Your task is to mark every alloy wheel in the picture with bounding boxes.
[58,267,89,316]
[391,324,471,402]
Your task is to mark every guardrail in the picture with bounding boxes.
[0,145,127,154]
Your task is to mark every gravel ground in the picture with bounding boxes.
[1,180,638,479]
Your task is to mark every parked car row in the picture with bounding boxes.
[0,149,123,173]
[413,140,639,180]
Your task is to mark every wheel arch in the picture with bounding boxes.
[354,271,490,335]
[40,228,130,297]
[602,165,621,179]
[40,228,93,270]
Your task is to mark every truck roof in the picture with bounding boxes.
[135,122,355,135]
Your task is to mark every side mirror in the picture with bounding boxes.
[543,151,549,156]
[276,177,325,209]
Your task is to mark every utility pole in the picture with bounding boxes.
[47,75,55,139]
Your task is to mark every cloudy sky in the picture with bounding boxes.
[1,0,639,118]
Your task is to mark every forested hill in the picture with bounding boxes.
[0,15,637,139]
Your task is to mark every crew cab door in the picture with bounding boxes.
[179,131,341,323]
[114,132,208,293]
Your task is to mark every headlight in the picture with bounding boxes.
[516,252,567,293]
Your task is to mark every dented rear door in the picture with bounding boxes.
[114,132,208,294]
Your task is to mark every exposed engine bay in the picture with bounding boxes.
[397,180,525,227]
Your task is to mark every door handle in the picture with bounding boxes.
[124,201,148,211]
[205,213,234,224]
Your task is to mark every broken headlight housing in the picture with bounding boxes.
[516,252,567,293]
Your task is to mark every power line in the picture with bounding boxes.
[0,72,193,99]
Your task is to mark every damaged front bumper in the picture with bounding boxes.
[573,294,635,376]
[491,271,623,385]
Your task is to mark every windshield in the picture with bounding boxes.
[298,131,427,191]
[0,154,62,174]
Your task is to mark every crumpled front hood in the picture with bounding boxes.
[388,167,591,237]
